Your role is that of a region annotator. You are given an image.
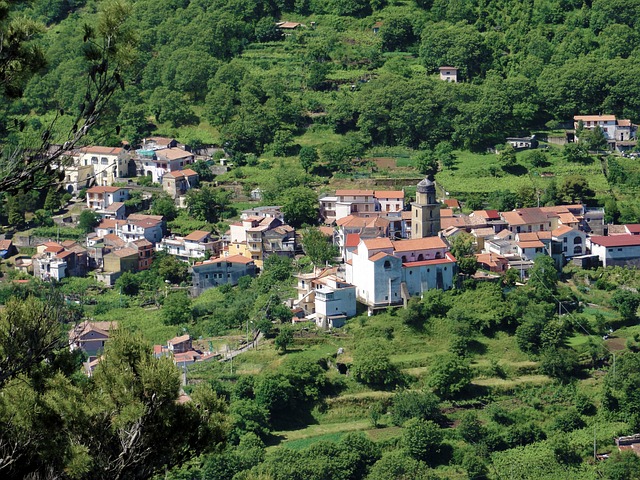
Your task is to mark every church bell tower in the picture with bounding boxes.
[411,177,440,238]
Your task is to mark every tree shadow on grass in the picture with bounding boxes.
[467,340,487,355]
[502,164,529,176]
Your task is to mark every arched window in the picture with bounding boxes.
[574,246,582,254]
[435,252,442,259]
[401,256,407,262]
[573,237,582,244]
[383,260,391,269]
[417,254,424,261]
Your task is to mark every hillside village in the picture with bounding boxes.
[3,116,640,374]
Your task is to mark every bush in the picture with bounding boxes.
[351,348,402,390]
[427,353,472,399]
[390,390,442,426]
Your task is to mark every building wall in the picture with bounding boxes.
[191,261,257,296]
[78,331,109,358]
[590,243,640,267]
[315,287,357,320]
[403,262,455,295]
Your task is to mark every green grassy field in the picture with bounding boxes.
[435,147,609,197]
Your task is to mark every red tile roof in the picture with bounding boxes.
[574,115,616,122]
[362,238,394,250]
[374,190,404,199]
[392,237,447,252]
[184,230,211,242]
[369,252,394,262]
[589,235,640,247]
[626,224,640,234]
[345,233,360,248]
[552,225,575,237]
[80,146,124,155]
[444,199,461,209]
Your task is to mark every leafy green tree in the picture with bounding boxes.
[428,353,472,399]
[191,160,214,182]
[149,87,197,127]
[391,390,442,426]
[154,253,189,284]
[498,144,517,167]
[186,186,232,223]
[415,149,438,176]
[558,175,594,203]
[610,290,640,321]
[380,13,416,52]
[299,146,319,173]
[600,450,640,480]
[563,143,591,163]
[254,17,282,42]
[162,291,192,325]
[458,411,485,443]
[78,209,100,233]
[280,187,319,228]
[33,208,53,227]
[274,327,294,354]
[539,346,579,382]
[448,232,477,275]
[435,141,455,169]
[43,187,61,212]
[367,450,436,480]
[524,150,549,168]
[528,255,558,298]
[301,227,338,268]
[403,419,444,464]
[419,21,488,79]
[581,126,609,151]
[351,346,402,390]
[229,399,271,442]
[115,271,142,296]
[117,103,150,146]
[151,194,178,221]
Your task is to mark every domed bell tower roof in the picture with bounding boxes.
[416,177,435,194]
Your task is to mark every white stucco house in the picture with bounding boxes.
[587,235,640,268]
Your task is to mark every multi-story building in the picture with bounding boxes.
[136,147,195,183]
[346,237,456,311]
[86,186,129,210]
[190,255,257,296]
[228,216,296,267]
[156,230,220,262]
[574,115,637,148]
[78,146,129,186]
[69,321,118,361]
[162,169,198,198]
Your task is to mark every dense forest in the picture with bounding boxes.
[4,0,640,156]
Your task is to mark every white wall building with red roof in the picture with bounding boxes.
[587,235,640,267]
[346,237,456,310]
